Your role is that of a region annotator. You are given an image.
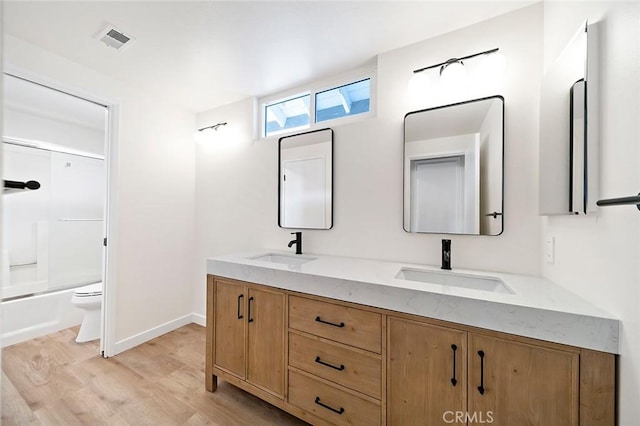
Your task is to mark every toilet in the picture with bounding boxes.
[71,282,103,343]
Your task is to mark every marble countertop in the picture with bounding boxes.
[207,250,619,354]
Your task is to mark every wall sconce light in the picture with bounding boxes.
[408,48,505,99]
[198,122,228,133]
[194,122,228,143]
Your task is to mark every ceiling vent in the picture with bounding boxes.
[95,25,134,50]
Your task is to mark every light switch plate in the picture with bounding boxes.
[545,237,555,264]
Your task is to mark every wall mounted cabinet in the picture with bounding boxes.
[539,22,599,215]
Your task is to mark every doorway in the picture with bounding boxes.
[1,72,114,354]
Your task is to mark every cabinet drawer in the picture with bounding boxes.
[289,332,381,399]
[289,296,382,353]
[288,370,380,426]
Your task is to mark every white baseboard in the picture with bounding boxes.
[112,314,194,355]
[191,313,206,327]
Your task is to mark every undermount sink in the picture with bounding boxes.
[395,267,513,294]
[249,253,317,267]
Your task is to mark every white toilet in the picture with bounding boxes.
[71,282,103,343]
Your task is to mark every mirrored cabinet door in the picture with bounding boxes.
[278,128,333,229]
[539,22,598,215]
[403,96,504,236]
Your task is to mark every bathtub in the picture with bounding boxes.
[1,287,84,347]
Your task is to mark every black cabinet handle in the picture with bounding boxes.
[237,294,244,319]
[451,344,458,387]
[315,356,345,371]
[248,297,254,323]
[314,396,344,415]
[315,316,345,328]
[477,350,485,395]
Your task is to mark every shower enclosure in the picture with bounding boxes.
[3,141,105,299]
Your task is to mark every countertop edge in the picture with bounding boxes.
[206,257,619,354]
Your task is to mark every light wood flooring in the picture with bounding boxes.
[2,323,309,425]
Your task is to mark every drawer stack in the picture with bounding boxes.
[287,295,383,426]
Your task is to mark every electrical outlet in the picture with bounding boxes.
[545,237,555,264]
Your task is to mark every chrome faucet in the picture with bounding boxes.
[441,239,451,270]
[288,232,302,255]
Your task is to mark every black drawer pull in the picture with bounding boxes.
[315,316,345,328]
[477,350,485,395]
[314,396,344,415]
[248,297,254,323]
[315,356,345,371]
[237,294,244,319]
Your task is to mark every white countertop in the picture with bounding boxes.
[207,250,619,354]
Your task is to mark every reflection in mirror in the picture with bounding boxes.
[403,96,504,235]
[278,128,333,229]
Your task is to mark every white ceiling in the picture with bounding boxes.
[3,1,534,114]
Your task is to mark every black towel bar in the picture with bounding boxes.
[596,193,640,210]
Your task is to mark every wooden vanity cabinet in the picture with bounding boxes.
[388,315,611,426]
[467,333,579,426]
[206,276,285,398]
[206,275,615,426]
[287,295,384,426]
[388,317,468,426]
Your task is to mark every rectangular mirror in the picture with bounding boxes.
[539,22,599,215]
[278,128,333,229]
[403,96,504,235]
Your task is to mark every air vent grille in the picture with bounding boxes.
[106,29,130,45]
[95,25,134,50]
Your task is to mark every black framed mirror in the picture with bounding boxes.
[403,96,504,235]
[278,128,333,229]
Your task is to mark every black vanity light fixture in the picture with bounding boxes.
[408,47,505,96]
[194,122,228,143]
[412,47,500,76]
[197,122,228,133]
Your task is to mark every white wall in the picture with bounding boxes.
[2,34,197,353]
[194,4,543,313]
[3,108,104,155]
[542,2,640,424]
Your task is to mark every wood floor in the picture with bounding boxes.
[2,324,309,425]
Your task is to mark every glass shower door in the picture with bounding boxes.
[2,144,105,299]
[47,151,104,290]
[2,144,51,298]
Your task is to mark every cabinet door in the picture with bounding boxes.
[388,317,467,426]
[213,278,246,378]
[247,287,285,396]
[468,334,579,426]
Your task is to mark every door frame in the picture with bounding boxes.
[3,65,120,357]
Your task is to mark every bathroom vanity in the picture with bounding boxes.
[206,251,617,425]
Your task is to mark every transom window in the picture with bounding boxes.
[265,93,311,137]
[315,79,370,123]
[262,76,372,138]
